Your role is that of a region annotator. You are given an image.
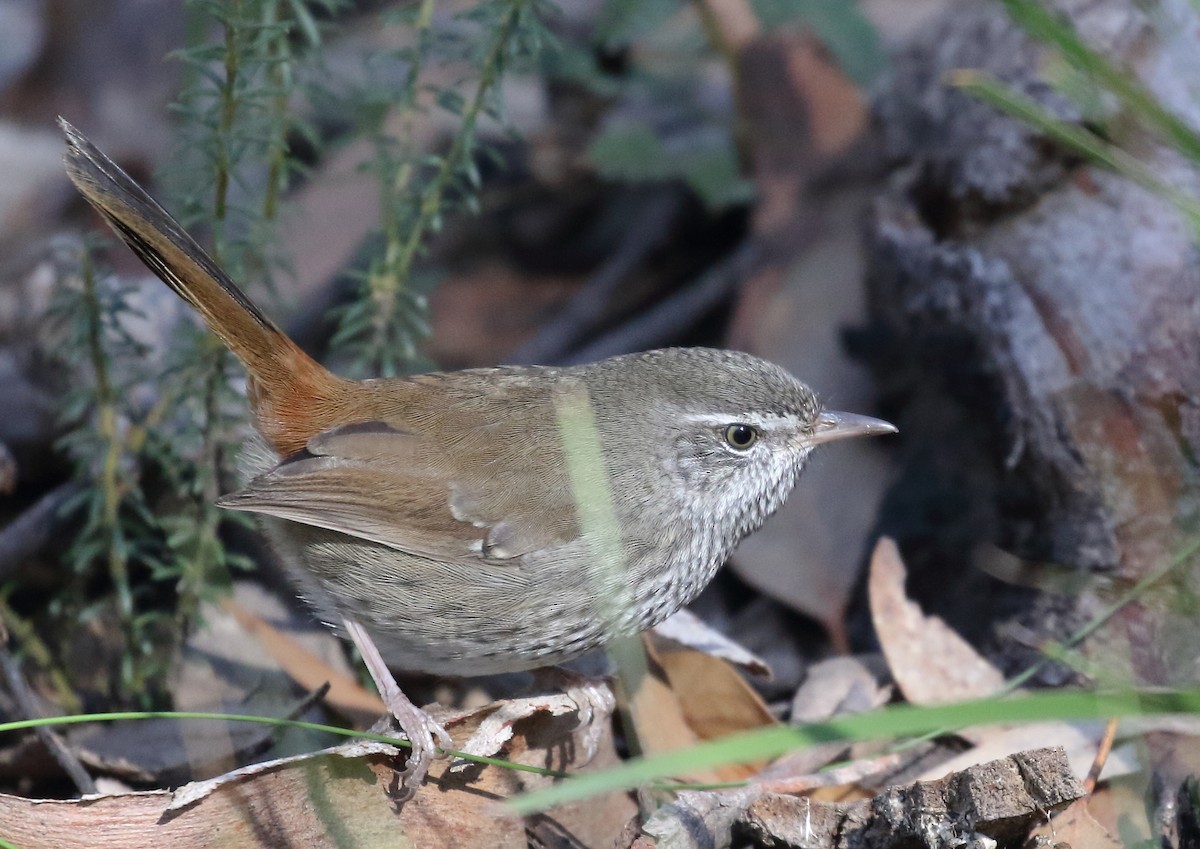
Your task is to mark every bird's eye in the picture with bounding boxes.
[723,424,758,450]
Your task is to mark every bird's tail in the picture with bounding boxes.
[61,119,350,456]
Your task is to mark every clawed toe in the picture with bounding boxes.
[530,668,616,763]
[560,676,615,763]
[375,712,451,802]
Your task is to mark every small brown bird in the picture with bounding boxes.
[61,120,896,793]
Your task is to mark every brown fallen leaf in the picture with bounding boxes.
[624,648,717,782]
[0,697,635,849]
[868,537,1005,705]
[625,635,777,783]
[790,655,891,725]
[657,647,776,742]
[725,33,888,652]
[653,609,772,679]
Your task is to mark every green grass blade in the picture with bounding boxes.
[1001,0,1200,163]
[952,69,1200,235]
[0,711,566,778]
[509,687,1200,814]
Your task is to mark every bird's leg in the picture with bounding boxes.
[343,618,451,800]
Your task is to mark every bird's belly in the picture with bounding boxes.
[259,518,616,677]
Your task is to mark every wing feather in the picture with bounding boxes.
[219,406,582,562]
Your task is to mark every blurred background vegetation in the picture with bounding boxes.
[2,1,1200,843]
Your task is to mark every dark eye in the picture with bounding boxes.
[723,423,758,450]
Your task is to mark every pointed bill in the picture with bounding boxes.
[805,409,898,446]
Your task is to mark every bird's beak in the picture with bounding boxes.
[805,410,898,446]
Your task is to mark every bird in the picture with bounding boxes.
[60,118,897,795]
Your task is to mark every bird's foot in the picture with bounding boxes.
[449,668,615,772]
[369,706,452,801]
[533,667,616,764]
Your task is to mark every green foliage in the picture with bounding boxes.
[748,0,885,86]
[330,0,559,377]
[511,686,1200,812]
[579,0,882,211]
[588,125,755,210]
[577,14,756,212]
[170,0,339,283]
[45,0,335,705]
[45,241,174,705]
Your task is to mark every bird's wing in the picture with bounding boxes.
[218,411,584,563]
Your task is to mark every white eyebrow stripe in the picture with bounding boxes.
[681,413,799,430]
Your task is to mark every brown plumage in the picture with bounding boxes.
[62,122,356,456]
[61,119,896,793]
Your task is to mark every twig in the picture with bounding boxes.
[564,242,760,364]
[754,751,907,795]
[290,682,332,719]
[0,482,83,583]
[1083,718,1118,794]
[511,189,685,364]
[0,643,97,795]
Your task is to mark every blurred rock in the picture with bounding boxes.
[0,0,44,94]
[0,122,66,250]
[4,0,179,156]
[865,0,1200,691]
[861,0,956,47]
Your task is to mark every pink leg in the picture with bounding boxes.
[343,618,451,799]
